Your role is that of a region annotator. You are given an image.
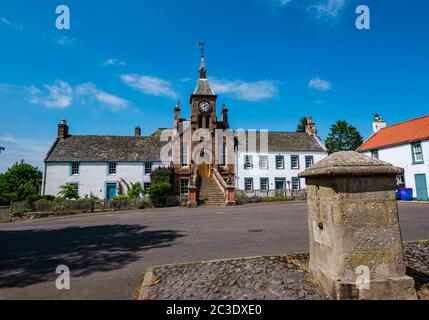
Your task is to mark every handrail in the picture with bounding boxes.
[212,167,233,193]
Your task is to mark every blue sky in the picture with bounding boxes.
[0,0,428,172]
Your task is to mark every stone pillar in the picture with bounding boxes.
[299,151,417,300]
[225,186,236,206]
[187,186,197,208]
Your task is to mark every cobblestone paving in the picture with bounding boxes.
[145,241,429,300]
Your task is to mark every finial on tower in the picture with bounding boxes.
[197,42,207,79]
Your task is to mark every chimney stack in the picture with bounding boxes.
[57,119,69,139]
[135,126,142,137]
[221,104,229,126]
[305,116,317,137]
[373,114,387,133]
[174,103,181,129]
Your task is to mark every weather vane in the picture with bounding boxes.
[197,42,205,58]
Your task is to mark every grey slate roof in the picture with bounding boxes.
[45,129,325,163]
[238,132,326,153]
[193,79,215,96]
[45,129,167,162]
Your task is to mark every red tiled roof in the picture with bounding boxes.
[358,115,429,152]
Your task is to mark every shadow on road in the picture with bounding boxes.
[0,224,184,288]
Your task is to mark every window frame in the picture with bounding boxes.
[275,155,285,170]
[180,179,189,196]
[260,178,269,191]
[181,143,189,167]
[291,155,300,170]
[305,156,314,168]
[292,177,301,190]
[244,155,253,170]
[143,182,152,194]
[259,155,269,170]
[412,142,424,164]
[70,162,80,176]
[371,150,379,160]
[144,162,153,175]
[108,162,117,176]
[244,178,254,191]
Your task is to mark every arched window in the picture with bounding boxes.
[181,143,188,167]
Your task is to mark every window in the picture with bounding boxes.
[245,178,254,191]
[260,178,269,191]
[305,156,314,168]
[143,183,152,193]
[180,179,189,196]
[291,156,300,170]
[292,177,301,190]
[275,155,285,170]
[412,142,424,163]
[145,163,153,174]
[259,156,269,170]
[71,162,80,175]
[244,155,253,170]
[108,162,117,175]
[371,150,379,160]
[275,178,286,190]
[220,143,227,166]
[181,143,189,167]
[396,175,405,188]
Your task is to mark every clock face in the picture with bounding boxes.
[199,101,211,113]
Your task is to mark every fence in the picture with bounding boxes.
[10,195,183,218]
[242,189,307,200]
[0,207,11,222]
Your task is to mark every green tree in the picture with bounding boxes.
[151,167,174,185]
[297,117,308,132]
[148,182,172,207]
[0,146,4,153]
[0,161,42,205]
[325,120,363,154]
[57,184,79,200]
[127,182,144,198]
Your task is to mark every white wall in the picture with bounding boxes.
[362,139,429,197]
[44,161,165,199]
[235,151,327,191]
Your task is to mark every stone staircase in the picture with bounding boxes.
[198,177,226,206]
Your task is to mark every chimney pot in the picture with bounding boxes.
[58,119,69,139]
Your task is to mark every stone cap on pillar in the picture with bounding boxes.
[299,151,404,178]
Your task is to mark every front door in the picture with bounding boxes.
[106,183,117,200]
[415,174,428,201]
[199,163,211,178]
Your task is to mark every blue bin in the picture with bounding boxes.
[399,188,413,201]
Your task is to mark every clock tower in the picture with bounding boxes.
[190,51,218,131]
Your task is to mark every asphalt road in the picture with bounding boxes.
[0,201,428,300]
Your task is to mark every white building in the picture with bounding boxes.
[235,123,327,195]
[358,114,429,201]
[43,123,169,200]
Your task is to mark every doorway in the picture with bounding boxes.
[415,174,428,201]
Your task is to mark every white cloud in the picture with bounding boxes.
[307,0,348,19]
[30,80,74,108]
[279,0,293,5]
[76,83,129,111]
[102,58,126,67]
[0,135,50,173]
[308,77,332,91]
[121,74,178,99]
[54,35,76,46]
[0,17,23,29]
[210,78,279,102]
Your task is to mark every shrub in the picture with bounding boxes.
[151,167,174,185]
[148,182,172,207]
[58,184,79,200]
[128,182,144,199]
